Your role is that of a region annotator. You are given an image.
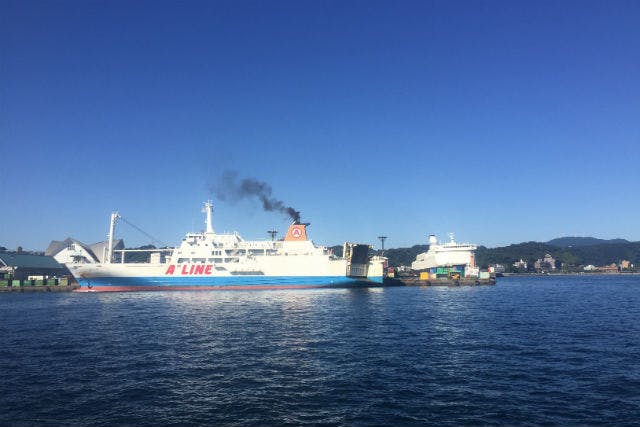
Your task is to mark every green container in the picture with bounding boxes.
[35,279,45,286]
[0,279,9,287]
[11,280,21,286]
[59,277,68,286]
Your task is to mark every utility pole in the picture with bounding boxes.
[378,235,387,257]
[268,230,278,241]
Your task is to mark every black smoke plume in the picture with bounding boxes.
[212,171,301,223]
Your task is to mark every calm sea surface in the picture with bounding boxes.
[1,275,639,426]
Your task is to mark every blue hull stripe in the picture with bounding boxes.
[78,275,384,288]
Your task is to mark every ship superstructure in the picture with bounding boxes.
[56,202,385,291]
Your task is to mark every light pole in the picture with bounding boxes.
[268,230,278,241]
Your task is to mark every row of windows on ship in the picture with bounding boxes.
[174,248,277,263]
[177,257,240,264]
[203,249,276,256]
[183,238,277,249]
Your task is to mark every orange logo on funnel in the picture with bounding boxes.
[285,224,307,241]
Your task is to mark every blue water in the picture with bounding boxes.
[1,275,639,426]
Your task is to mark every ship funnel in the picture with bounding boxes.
[428,234,438,245]
[284,223,309,241]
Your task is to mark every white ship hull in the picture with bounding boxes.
[411,233,477,271]
[68,258,384,291]
[60,202,385,292]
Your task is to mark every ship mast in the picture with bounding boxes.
[204,201,214,233]
[106,211,120,263]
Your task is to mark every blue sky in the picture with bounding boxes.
[1,0,639,251]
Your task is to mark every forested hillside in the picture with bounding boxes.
[365,240,640,270]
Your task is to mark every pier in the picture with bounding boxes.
[0,277,79,292]
[384,276,496,287]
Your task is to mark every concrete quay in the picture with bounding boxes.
[0,277,79,292]
[384,276,496,287]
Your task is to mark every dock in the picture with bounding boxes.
[0,278,80,292]
[384,276,496,287]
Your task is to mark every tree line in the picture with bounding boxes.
[360,241,640,271]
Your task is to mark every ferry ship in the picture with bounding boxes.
[55,202,385,292]
[411,233,478,276]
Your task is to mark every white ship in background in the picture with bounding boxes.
[51,202,386,292]
[411,233,478,275]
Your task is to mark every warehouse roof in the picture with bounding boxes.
[0,253,65,269]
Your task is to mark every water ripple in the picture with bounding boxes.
[1,276,640,426]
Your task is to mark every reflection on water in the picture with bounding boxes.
[1,275,640,426]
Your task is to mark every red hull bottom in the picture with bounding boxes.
[73,284,333,292]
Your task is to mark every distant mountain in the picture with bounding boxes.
[546,237,630,247]
[379,244,429,268]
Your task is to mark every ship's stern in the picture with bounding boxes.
[367,256,386,283]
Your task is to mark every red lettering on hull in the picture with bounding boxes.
[167,264,215,276]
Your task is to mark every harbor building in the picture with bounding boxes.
[46,238,124,264]
[0,253,68,280]
[513,259,528,270]
[534,254,557,271]
[489,264,506,274]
